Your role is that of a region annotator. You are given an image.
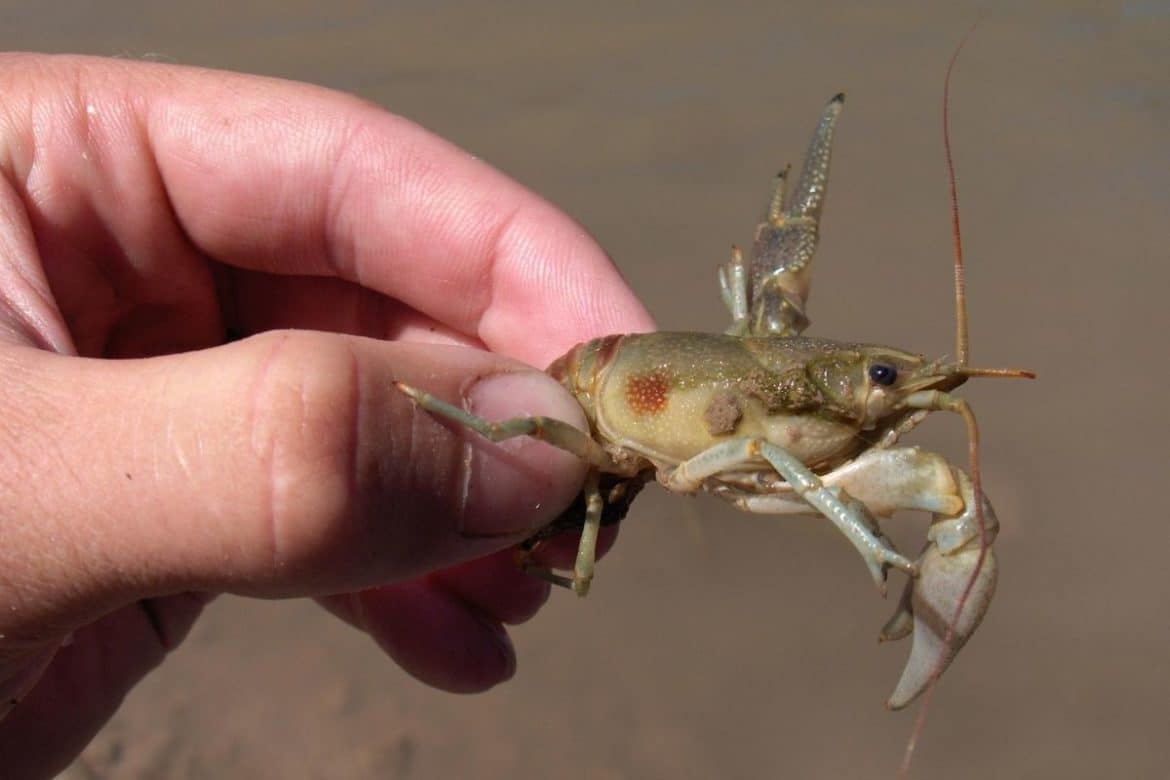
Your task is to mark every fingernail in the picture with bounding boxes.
[459,371,587,537]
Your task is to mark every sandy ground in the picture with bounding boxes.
[2,1,1165,777]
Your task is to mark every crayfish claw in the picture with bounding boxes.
[884,468,1001,708]
[886,542,998,710]
[878,572,916,643]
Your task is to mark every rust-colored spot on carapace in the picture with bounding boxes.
[624,370,671,416]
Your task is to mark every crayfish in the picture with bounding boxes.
[396,89,1032,712]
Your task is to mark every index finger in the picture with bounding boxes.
[0,54,654,366]
[143,60,654,365]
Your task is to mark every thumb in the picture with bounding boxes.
[0,330,587,639]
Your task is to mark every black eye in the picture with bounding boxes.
[868,363,897,386]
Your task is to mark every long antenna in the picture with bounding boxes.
[898,21,982,779]
[943,28,974,367]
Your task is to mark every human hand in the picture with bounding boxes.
[0,54,653,777]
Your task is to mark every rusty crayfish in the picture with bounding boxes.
[396,92,1032,710]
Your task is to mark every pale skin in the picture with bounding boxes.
[0,53,654,777]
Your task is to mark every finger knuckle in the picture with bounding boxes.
[245,331,363,575]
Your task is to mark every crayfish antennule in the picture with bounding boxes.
[960,366,1037,380]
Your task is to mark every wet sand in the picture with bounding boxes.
[5,1,1166,777]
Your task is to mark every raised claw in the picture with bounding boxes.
[885,472,999,709]
[723,94,845,337]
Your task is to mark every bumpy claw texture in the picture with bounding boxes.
[722,94,844,338]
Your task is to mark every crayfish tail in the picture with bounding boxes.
[886,543,997,710]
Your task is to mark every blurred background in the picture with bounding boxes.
[3,1,1165,777]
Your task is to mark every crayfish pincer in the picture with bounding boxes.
[395,92,1032,710]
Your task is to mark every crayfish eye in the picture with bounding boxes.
[868,363,898,386]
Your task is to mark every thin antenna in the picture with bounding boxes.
[944,25,976,366]
[898,21,982,779]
